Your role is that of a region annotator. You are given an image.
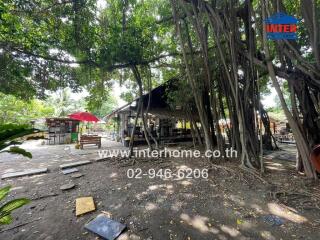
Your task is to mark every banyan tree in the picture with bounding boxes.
[1,0,319,179]
[169,0,320,179]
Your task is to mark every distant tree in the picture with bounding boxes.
[0,93,54,124]
[87,95,117,118]
[120,92,135,103]
[46,88,86,117]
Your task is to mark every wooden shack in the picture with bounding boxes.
[45,118,80,144]
[105,79,195,146]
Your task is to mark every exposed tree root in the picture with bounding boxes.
[239,165,269,184]
[0,217,42,233]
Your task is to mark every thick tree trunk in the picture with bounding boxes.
[128,94,142,157]
[171,1,214,151]
[259,103,277,150]
[131,65,152,150]
[144,72,159,148]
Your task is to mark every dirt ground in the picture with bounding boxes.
[0,139,320,240]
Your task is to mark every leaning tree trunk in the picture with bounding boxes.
[261,2,317,179]
[259,102,278,150]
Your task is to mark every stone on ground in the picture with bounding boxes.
[71,173,83,178]
[60,183,76,191]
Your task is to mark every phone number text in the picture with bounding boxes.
[126,168,208,179]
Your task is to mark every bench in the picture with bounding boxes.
[80,135,101,149]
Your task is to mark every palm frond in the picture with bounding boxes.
[0,215,13,225]
[4,147,32,158]
[0,186,11,202]
[0,198,30,217]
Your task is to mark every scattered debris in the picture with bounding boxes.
[76,197,96,216]
[236,219,244,225]
[262,215,285,226]
[1,168,48,179]
[62,168,79,175]
[59,160,91,169]
[60,183,76,191]
[71,173,84,178]
[85,214,126,240]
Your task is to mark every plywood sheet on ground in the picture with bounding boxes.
[76,197,95,216]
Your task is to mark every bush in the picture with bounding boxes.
[0,124,35,158]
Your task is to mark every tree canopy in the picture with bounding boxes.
[1,0,320,178]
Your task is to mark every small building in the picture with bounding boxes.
[105,79,196,146]
[45,118,80,144]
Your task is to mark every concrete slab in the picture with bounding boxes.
[93,157,108,162]
[59,160,91,169]
[61,168,79,174]
[1,168,48,179]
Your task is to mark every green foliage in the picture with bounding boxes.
[0,186,10,201]
[85,71,113,113]
[87,94,117,119]
[46,88,86,117]
[0,0,98,99]
[0,124,34,142]
[1,0,176,110]
[0,93,54,125]
[120,92,135,103]
[119,80,138,103]
[0,123,35,158]
[166,76,193,110]
[0,186,30,225]
[267,109,286,122]
[5,146,32,158]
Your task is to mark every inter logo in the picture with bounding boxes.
[264,12,299,40]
